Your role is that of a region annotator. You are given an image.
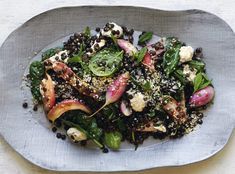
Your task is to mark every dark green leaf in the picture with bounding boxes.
[165,37,182,50]
[188,60,205,72]
[29,61,45,80]
[29,61,45,101]
[104,131,122,150]
[193,72,212,92]
[163,48,180,75]
[193,73,203,92]
[173,69,186,84]
[84,26,91,37]
[138,32,153,44]
[134,47,147,63]
[89,48,123,76]
[142,81,151,91]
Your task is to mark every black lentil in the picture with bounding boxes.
[52,127,57,133]
[56,133,62,139]
[22,102,28,108]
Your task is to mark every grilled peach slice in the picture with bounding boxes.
[40,73,55,111]
[47,99,91,122]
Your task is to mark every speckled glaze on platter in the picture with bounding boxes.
[0,6,234,172]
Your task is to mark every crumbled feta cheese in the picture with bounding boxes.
[48,50,69,63]
[101,22,123,38]
[67,127,87,143]
[87,39,106,57]
[183,64,197,82]
[130,92,146,112]
[179,46,194,63]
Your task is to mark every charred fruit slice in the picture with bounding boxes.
[44,60,101,100]
[47,99,92,122]
[40,73,55,111]
[162,95,187,124]
[142,52,155,71]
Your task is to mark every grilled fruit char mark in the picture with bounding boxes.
[44,60,101,100]
[162,94,187,124]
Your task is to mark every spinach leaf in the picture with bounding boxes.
[29,61,45,101]
[88,119,103,140]
[188,60,205,72]
[41,47,62,61]
[134,47,147,63]
[173,69,186,84]
[142,81,151,91]
[193,72,212,92]
[131,76,152,92]
[138,32,153,44]
[104,131,122,150]
[163,48,180,76]
[89,48,123,76]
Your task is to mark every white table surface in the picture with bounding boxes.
[0,0,234,173]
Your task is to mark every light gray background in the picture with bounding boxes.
[0,0,234,174]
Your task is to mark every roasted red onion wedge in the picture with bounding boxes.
[117,39,137,56]
[89,72,130,117]
[189,86,215,108]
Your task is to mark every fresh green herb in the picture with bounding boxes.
[102,104,118,120]
[89,48,123,76]
[110,33,117,44]
[41,47,62,61]
[193,72,212,92]
[138,32,153,44]
[29,61,45,101]
[131,76,151,92]
[188,60,205,72]
[165,37,182,50]
[173,69,186,84]
[84,26,91,37]
[163,48,180,76]
[68,44,90,73]
[62,119,103,148]
[104,131,122,150]
[142,81,151,91]
[134,47,147,63]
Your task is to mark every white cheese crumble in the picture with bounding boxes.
[67,127,87,142]
[153,125,167,132]
[130,92,146,112]
[183,64,197,82]
[87,39,106,57]
[179,46,194,63]
[101,22,123,38]
[48,50,69,63]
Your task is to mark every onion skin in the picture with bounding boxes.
[47,100,91,122]
[117,39,137,56]
[189,86,215,108]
